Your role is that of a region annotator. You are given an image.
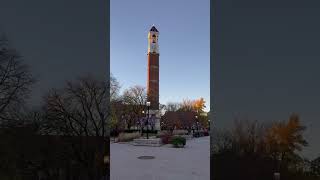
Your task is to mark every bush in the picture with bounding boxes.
[171,136,186,148]
[160,134,172,144]
[158,131,172,144]
[118,132,140,142]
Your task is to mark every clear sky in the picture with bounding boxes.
[111,0,210,111]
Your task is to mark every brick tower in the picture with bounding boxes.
[147,25,159,110]
[147,25,160,131]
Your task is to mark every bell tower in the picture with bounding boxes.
[147,25,159,110]
[147,25,160,131]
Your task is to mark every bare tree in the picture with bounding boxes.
[43,75,108,137]
[231,118,267,155]
[110,73,120,102]
[211,128,233,154]
[40,75,109,179]
[165,102,180,112]
[178,98,195,112]
[0,36,35,124]
[121,85,147,130]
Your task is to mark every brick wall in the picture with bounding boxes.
[147,53,159,110]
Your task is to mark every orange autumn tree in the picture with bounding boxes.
[193,97,206,113]
[176,97,208,128]
[178,97,206,113]
[265,113,308,168]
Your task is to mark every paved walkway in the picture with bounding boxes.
[110,136,210,180]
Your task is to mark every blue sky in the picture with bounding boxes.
[111,0,210,111]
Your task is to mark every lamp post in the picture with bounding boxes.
[141,111,145,136]
[146,102,151,139]
[192,125,195,135]
[195,115,198,137]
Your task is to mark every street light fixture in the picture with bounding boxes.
[146,101,151,139]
